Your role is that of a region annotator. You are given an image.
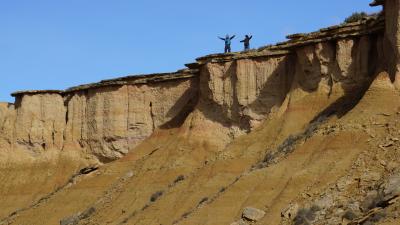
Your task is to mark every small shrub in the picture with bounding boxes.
[263,152,274,164]
[198,197,208,205]
[80,207,96,219]
[344,12,368,23]
[174,175,185,184]
[142,204,149,210]
[368,211,386,223]
[343,210,358,220]
[361,191,385,212]
[181,211,191,218]
[294,214,310,225]
[279,135,302,155]
[309,205,320,214]
[293,206,320,225]
[150,190,164,202]
[60,207,96,225]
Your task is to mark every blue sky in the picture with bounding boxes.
[1,0,381,102]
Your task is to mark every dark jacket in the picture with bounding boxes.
[240,35,253,47]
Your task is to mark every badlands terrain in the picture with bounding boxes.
[1,1,400,224]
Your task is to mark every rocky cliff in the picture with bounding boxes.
[0,15,386,163]
[1,71,198,162]
[1,2,400,225]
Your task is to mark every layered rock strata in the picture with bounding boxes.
[1,71,198,162]
[0,13,394,162]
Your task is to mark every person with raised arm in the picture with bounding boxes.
[240,35,253,51]
[218,34,236,53]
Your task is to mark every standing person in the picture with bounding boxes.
[218,34,236,53]
[240,35,253,51]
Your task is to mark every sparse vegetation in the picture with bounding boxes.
[255,115,329,170]
[361,191,386,212]
[181,211,191,218]
[174,175,185,184]
[293,206,320,225]
[150,190,164,202]
[256,134,302,169]
[362,211,387,225]
[343,210,358,220]
[80,207,96,219]
[368,211,387,223]
[198,197,208,205]
[344,12,368,23]
[141,204,149,211]
[60,207,96,225]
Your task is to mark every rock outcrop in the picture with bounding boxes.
[0,14,389,163]
[0,9,392,166]
[63,78,197,161]
[194,24,383,137]
[2,1,400,225]
[1,71,198,162]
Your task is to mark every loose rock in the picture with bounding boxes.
[242,207,266,221]
[281,203,299,219]
[382,173,400,199]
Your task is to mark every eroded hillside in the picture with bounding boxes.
[1,1,400,225]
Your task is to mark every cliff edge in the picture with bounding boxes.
[1,1,400,225]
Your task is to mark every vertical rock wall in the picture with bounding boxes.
[199,55,293,130]
[198,35,381,133]
[0,12,392,163]
[0,77,198,162]
[64,79,197,161]
[383,0,400,88]
[294,36,377,93]
[13,94,66,153]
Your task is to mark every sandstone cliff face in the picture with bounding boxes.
[295,36,378,92]
[0,17,385,163]
[199,55,292,131]
[196,35,381,137]
[64,79,197,161]
[13,93,66,153]
[0,76,197,162]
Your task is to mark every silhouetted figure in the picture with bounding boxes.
[240,35,253,51]
[219,34,236,53]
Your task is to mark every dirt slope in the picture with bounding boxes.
[3,71,400,225]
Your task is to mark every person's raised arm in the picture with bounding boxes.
[230,35,236,40]
[249,35,253,40]
[218,37,225,41]
[240,39,245,42]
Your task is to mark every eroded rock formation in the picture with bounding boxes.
[0,12,391,163]
[1,72,198,162]
[3,2,400,225]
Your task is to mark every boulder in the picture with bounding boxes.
[281,203,299,219]
[242,207,266,221]
[383,174,400,199]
